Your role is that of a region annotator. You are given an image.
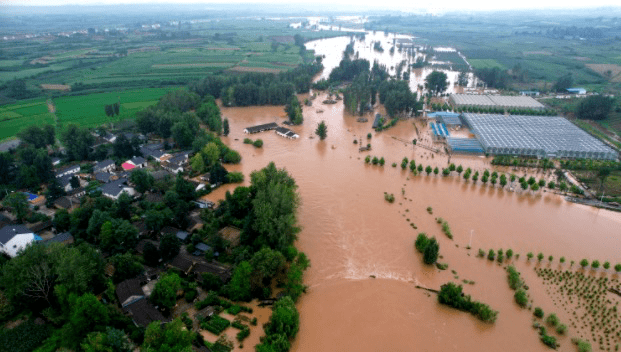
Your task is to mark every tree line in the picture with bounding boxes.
[189,62,323,107]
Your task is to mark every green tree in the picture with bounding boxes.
[249,163,300,252]
[130,169,154,193]
[315,120,328,140]
[143,242,160,267]
[143,318,195,352]
[108,253,144,283]
[223,118,230,136]
[86,209,112,243]
[150,273,181,310]
[265,296,300,339]
[160,233,181,261]
[576,95,614,121]
[580,259,589,268]
[66,293,110,343]
[425,71,449,96]
[2,192,29,223]
[527,252,534,261]
[423,237,439,265]
[228,261,253,301]
[54,209,72,232]
[99,219,138,255]
[202,142,220,167]
[82,327,135,352]
[553,73,573,92]
[61,124,94,161]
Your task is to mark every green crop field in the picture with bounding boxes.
[0,87,176,140]
[469,59,505,69]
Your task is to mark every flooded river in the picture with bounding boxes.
[213,95,621,351]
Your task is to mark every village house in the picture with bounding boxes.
[100,178,136,200]
[116,278,167,327]
[55,164,80,178]
[275,126,299,139]
[93,159,116,173]
[0,224,42,257]
[243,122,278,134]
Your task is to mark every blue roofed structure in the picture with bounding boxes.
[447,137,485,154]
[430,122,450,140]
[428,112,462,126]
[566,88,586,95]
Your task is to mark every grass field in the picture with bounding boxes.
[468,59,505,69]
[0,87,176,140]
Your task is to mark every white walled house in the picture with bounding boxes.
[0,225,42,257]
[55,164,80,178]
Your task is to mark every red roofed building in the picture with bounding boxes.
[121,162,136,171]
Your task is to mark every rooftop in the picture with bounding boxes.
[0,224,33,245]
[244,122,278,133]
[462,113,617,159]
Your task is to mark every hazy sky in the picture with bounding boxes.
[1,0,620,10]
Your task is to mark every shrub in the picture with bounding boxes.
[423,237,439,265]
[415,233,430,253]
[507,266,523,290]
[185,289,198,302]
[556,324,567,335]
[392,162,397,167]
[506,249,513,259]
[384,193,395,203]
[541,334,557,349]
[478,249,485,257]
[236,328,250,342]
[372,156,379,165]
[576,339,592,352]
[615,263,621,272]
[591,260,600,269]
[545,313,559,327]
[227,305,243,315]
[243,138,253,144]
[560,257,565,264]
[527,252,534,260]
[580,259,589,268]
[534,307,544,318]
[487,249,495,261]
[252,139,263,148]
[203,315,231,335]
[226,172,244,183]
[365,155,371,163]
[367,133,372,139]
[438,283,498,323]
[515,289,528,307]
[548,255,553,263]
[537,253,544,262]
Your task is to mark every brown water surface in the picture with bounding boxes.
[214,95,621,351]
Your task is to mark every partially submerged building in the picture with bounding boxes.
[449,94,545,110]
[244,122,278,134]
[462,113,617,160]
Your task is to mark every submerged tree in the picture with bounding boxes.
[315,121,327,140]
[425,71,449,96]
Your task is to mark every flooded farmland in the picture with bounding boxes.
[213,95,621,351]
[203,30,621,352]
[305,31,471,95]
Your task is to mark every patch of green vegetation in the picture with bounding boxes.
[469,59,505,70]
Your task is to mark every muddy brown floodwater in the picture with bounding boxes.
[211,94,621,352]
